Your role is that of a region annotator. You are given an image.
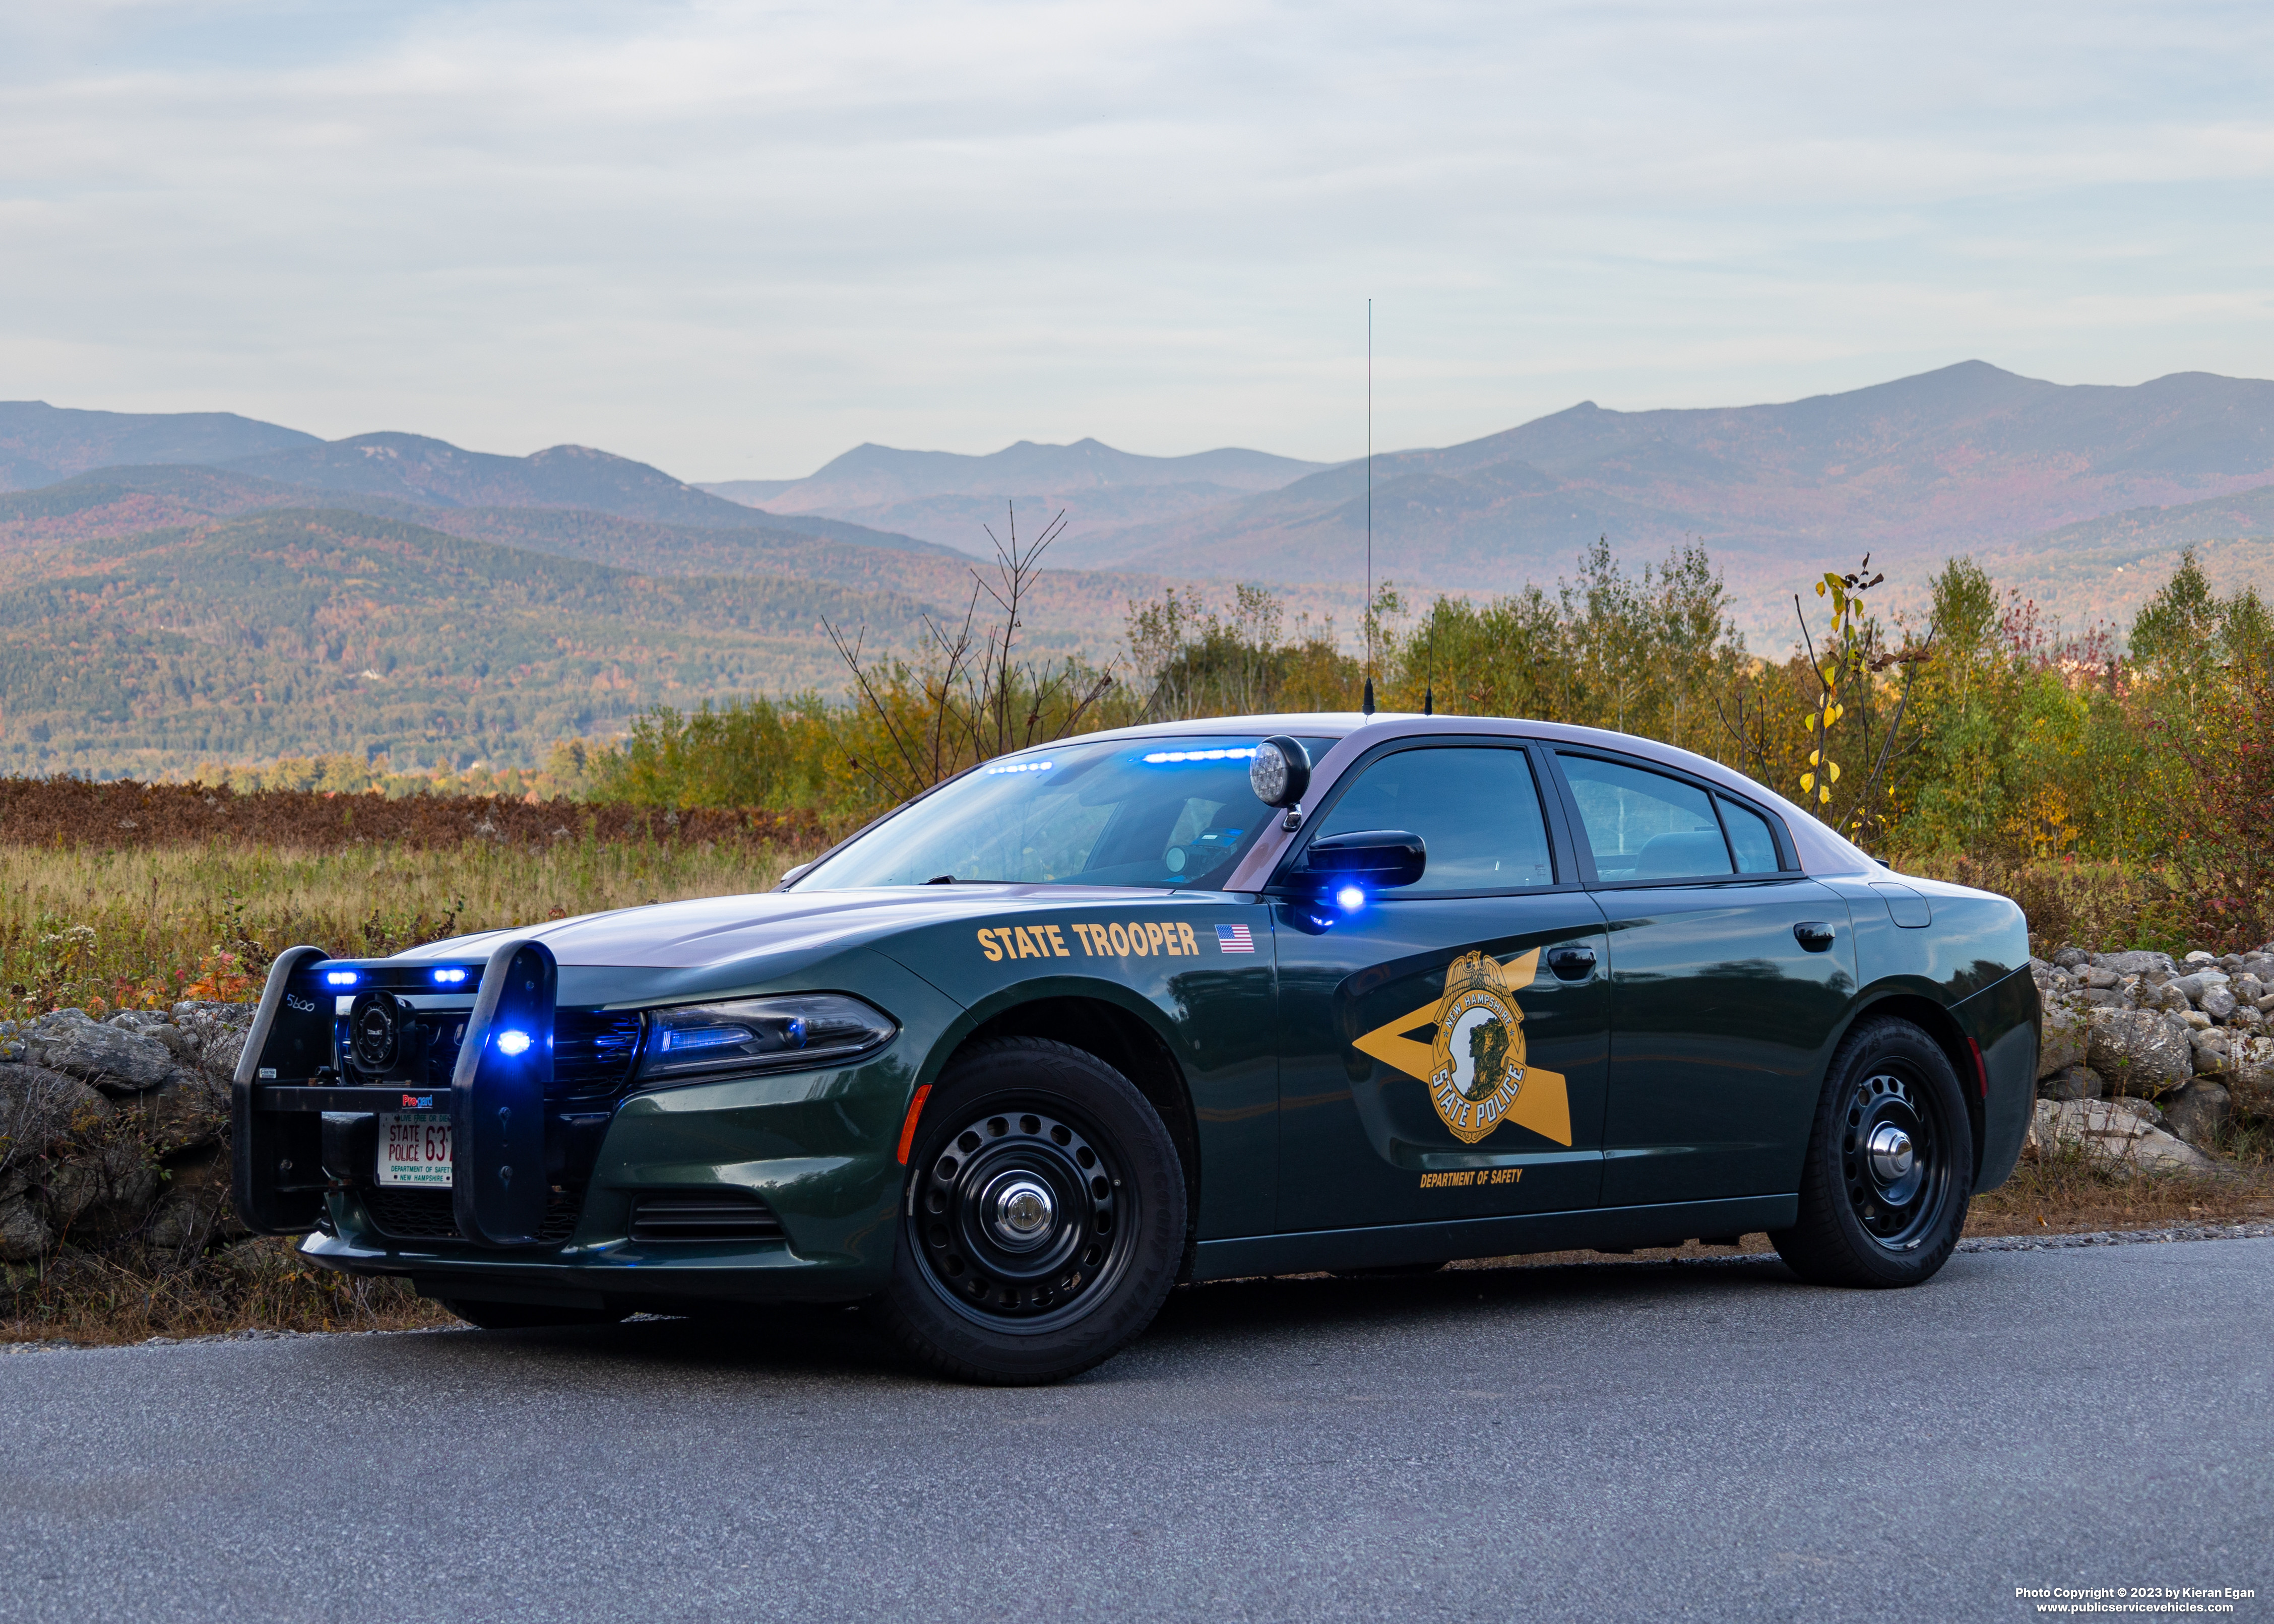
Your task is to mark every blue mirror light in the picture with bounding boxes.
[1336,885,1367,913]
[493,1029,534,1057]
[324,970,359,987]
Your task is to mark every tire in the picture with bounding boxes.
[1772,1016,1973,1288]
[439,1299,626,1330]
[872,1036,1186,1384]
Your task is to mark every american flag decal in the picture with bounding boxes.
[1215,923,1255,954]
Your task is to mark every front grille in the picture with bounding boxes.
[361,1185,586,1245]
[553,1010,642,1098]
[627,1190,784,1244]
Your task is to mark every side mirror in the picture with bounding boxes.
[1296,828,1427,891]
[1248,736,1311,809]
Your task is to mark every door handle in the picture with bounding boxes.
[1793,921,1836,952]
[1546,945,1597,981]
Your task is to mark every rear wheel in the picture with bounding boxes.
[1772,1016,1972,1288]
[439,1299,625,1330]
[874,1037,1185,1384]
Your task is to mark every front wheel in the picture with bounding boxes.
[873,1037,1186,1384]
[1771,1016,1973,1288]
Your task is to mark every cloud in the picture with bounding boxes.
[3,0,2271,476]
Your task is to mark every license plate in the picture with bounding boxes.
[377,1112,453,1187]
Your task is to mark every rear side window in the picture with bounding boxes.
[1311,746,1555,892]
[1558,754,1731,881]
[1719,795,1784,874]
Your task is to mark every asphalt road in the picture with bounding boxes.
[2,1238,2268,1624]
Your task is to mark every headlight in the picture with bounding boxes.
[635,994,897,1084]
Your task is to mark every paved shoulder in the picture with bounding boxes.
[1,1240,2268,1623]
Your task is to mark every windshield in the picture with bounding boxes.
[797,734,1338,891]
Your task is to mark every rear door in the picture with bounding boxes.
[1272,740,1611,1233]
[1548,750,1857,1208]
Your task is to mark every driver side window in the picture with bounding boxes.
[1311,746,1555,892]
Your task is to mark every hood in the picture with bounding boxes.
[399,884,1164,971]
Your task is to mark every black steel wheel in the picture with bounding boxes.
[1772,1016,1972,1288]
[874,1036,1185,1383]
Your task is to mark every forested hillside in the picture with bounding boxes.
[0,508,941,778]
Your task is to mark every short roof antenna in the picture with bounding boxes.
[1361,298,1375,718]
[1423,616,1435,717]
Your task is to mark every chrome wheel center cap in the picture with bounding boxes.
[1868,1124,1915,1183]
[986,1176,1056,1250]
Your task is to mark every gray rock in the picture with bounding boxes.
[2181,1010,2214,1031]
[2201,986,2239,1021]
[2101,950,2178,977]
[0,1063,113,1157]
[25,1016,184,1095]
[143,1146,242,1255]
[2148,984,2193,1014]
[2226,1035,2274,1118]
[2080,988,2124,1008]
[2039,1004,2089,1077]
[2168,972,2216,1004]
[115,1068,231,1155]
[2234,974,2267,1004]
[2028,1098,2215,1174]
[2191,1028,2233,1074]
[2083,966,2121,990]
[38,1141,162,1244]
[2184,950,2219,965]
[2164,1082,2232,1148]
[2053,947,2089,969]
[2086,1008,2196,1095]
[2040,1064,2103,1101]
[0,1192,52,1262]
[171,1003,254,1080]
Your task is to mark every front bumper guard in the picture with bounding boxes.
[230,937,562,1249]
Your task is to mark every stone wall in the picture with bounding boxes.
[0,1003,252,1275]
[2030,944,2274,1174]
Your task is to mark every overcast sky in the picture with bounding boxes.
[4,1,2271,479]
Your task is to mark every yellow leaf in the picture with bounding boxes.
[1805,713,1819,731]
[1827,760,1842,783]
[1815,580,1827,598]
[1800,772,1815,792]
[1818,786,1833,804]
[1808,750,1820,766]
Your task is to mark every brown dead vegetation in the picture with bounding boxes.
[0,775,822,853]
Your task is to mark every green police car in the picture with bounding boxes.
[235,713,2040,1383]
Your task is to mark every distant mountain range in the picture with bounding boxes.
[6,363,2272,778]
[700,437,1332,549]
[0,413,1212,778]
[702,362,2274,636]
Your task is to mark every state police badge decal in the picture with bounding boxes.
[1427,950,1528,1143]
[1351,946,1575,1147]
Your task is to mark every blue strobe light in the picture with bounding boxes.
[493,1029,534,1057]
[1336,885,1366,913]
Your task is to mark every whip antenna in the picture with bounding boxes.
[1362,298,1374,717]
[1424,617,1434,716]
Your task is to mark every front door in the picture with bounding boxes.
[1273,741,1611,1233]
[1549,750,1859,1208]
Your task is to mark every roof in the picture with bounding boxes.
[1043,711,1880,882]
